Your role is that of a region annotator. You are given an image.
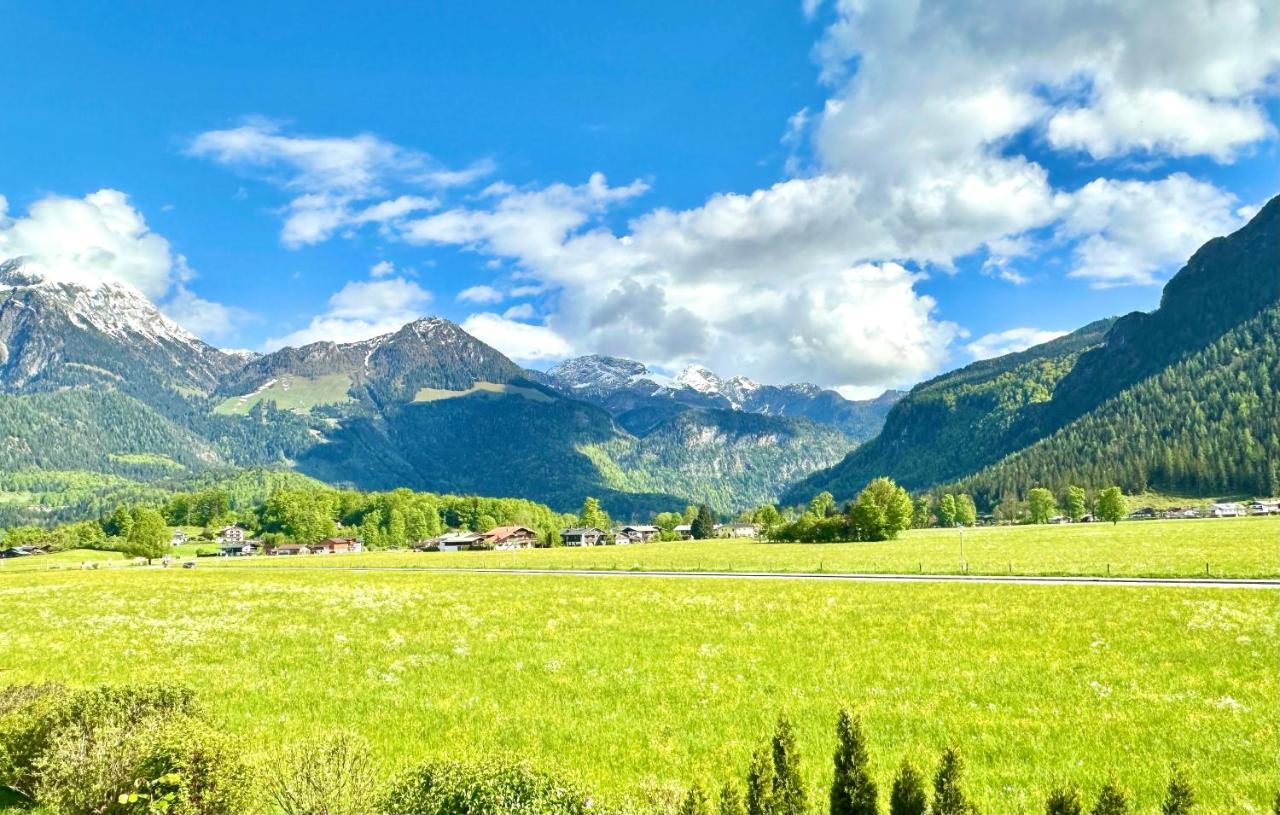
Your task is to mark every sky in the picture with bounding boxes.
[1,0,1277,398]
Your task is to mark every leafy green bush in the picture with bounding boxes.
[0,683,252,815]
[273,731,379,815]
[380,760,592,815]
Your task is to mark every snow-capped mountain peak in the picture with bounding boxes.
[675,364,724,394]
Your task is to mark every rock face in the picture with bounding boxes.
[0,257,236,394]
[544,354,902,440]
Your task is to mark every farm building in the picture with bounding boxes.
[619,525,660,542]
[481,526,538,550]
[216,525,247,543]
[423,531,485,552]
[0,545,47,559]
[312,537,360,554]
[720,523,760,538]
[673,524,693,539]
[1209,502,1246,518]
[169,530,188,546]
[218,541,262,557]
[561,527,607,546]
[270,543,310,556]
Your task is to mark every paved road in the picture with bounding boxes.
[209,564,1280,589]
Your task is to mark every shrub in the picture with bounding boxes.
[1160,765,1194,815]
[677,781,711,815]
[1090,778,1129,815]
[1045,784,1083,815]
[745,747,774,815]
[380,760,591,815]
[718,779,746,815]
[830,708,877,815]
[0,683,251,815]
[272,731,379,815]
[770,715,807,815]
[931,748,973,815]
[887,761,925,815]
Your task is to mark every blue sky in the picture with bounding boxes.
[1,1,1276,396]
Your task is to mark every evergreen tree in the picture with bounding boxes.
[1090,778,1129,815]
[888,761,926,815]
[771,715,807,815]
[691,504,717,540]
[1161,766,1194,815]
[106,505,135,538]
[1064,486,1087,522]
[932,748,971,815]
[1045,784,1083,815]
[1097,487,1127,525]
[720,780,747,815]
[679,781,712,815]
[745,747,775,815]
[830,707,878,815]
[1028,487,1057,523]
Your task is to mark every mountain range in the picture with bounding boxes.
[784,194,1280,506]
[1,193,1275,521]
[0,258,877,516]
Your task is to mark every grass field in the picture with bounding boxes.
[0,567,1274,812]
[198,516,1280,579]
[214,373,354,415]
[412,380,554,403]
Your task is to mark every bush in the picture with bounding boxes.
[0,683,252,815]
[273,731,379,815]
[888,761,926,815]
[380,760,592,815]
[1045,784,1083,815]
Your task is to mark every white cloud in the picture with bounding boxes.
[1061,174,1243,287]
[460,312,572,362]
[0,189,181,299]
[966,327,1068,360]
[456,284,505,304]
[369,260,395,278]
[0,189,251,341]
[502,303,535,320]
[264,276,432,349]
[161,286,258,343]
[189,121,484,247]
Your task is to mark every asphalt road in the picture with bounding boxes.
[209,564,1280,589]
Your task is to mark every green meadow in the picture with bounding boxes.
[199,516,1279,579]
[1,567,1275,812]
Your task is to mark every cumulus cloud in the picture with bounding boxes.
[1061,174,1243,287]
[264,276,432,349]
[189,121,483,247]
[966,327,1068,360]
[0,189,251,342]
[456,284,505,304]
[201,0,1278,388]
[460,312,573,362]
[161,286,258,343]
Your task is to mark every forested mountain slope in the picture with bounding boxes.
[785,194,1279,505]
[953,304,1280,503]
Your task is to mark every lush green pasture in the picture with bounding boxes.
[214,516,1278,579]
[1,568,1274,812]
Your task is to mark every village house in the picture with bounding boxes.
[480,525,538,550]
[560,527,606,546]
[0,545,47,559]
[619,525,660,543]
[673,524,693,540]
[422,531,485,552]
[1249,501,1279,515]
[169,530,189,546]
[1208,502,1246,518]
[312,537,360,554]
[218,540,262,557]
[270,543,310,556]
[216,525,246,543]
[719,523,759,539]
